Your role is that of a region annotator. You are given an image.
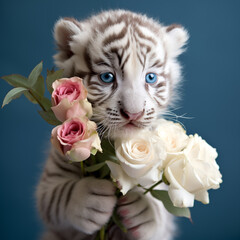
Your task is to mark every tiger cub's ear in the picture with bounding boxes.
[54,18,82,61]
[53,18,90,75]
[164,24,189,58]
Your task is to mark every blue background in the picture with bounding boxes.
[0,0,239,239]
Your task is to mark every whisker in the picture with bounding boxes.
[163,111,194,120]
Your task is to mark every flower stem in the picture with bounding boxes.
[143,180,163,195]
[100,226,105,240]
[29,90,46,111]
[80,161,85,176]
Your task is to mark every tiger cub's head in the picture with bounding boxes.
[53,10,188,138]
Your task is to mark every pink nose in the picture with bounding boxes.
[120,109,144,121]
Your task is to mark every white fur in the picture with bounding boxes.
[66,177,117,234]
[37,10,189,240]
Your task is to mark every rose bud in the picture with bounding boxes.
[51,117,102,162]
[51,77,92,122]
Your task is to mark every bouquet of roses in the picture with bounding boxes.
[1,62,222,239]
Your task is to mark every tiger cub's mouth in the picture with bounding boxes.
[124,121,145,129]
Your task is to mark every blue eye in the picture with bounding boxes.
[145,73,157,84]
[100,72,115,83]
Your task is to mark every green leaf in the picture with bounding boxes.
[101,139,116,155]
[46,69,64,94]
[94,140,118,164]
[91,148,98,155]
[31,90,52,111]
[23,91,38,104]
[99,164,110,178]
[2,87,28,108]
[151,190,191,218]
[1,74,29,88]
[40,95,52,110]
[38,110,61,125]
[85,162,106,172]
[28,62,43,88]
[95,151,118,165]
[32,75,45,96]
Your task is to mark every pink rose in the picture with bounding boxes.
[51,117,102,162]
[51,77,92,122]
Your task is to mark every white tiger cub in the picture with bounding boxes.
[36,10,188,240]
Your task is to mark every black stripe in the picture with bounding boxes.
[75,71,91,79]
[156,89,166,94]
[65,181,77,208]
[141,49,147,69]
[95,95,111,106]
[45,169,66,178]
[93,60,112,68]
[89,92,106,97]
[103,27,127,47]
[135,27,157,45]
[110,47,123,66]
[155,82,166,89]
[154,97,162,107]
[88,80,105,87]
[86,207,109,214]
[46,185,59,223]
[88,85,104,92]
[52,155,80,175]
[137,52,144,67]
[149,60,164,69]
[146,111,155,116]
[55,180,72,223]
[144,117,154,121]
[120,53,130,70]
[84,47,94,72]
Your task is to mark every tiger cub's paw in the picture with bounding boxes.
[66,177,117,234]
[118,191,157,240]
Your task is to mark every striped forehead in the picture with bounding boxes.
[89,19,166,73]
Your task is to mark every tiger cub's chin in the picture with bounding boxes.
[108,123,149,140]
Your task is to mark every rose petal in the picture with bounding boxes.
[66,146,91,162]
[51,77,90,122]
[137,167,161,188]
[106,161,137,195]
[116,146,154,178]
[65,101,90,120]
[52,77,87,100]
[80,99,93,118]
[90,132,102,152]
[168,185,195,208]
[51,126,64,155]
[119,158,151,178]
[51,98,72,122]
[154,119,189,153]
[164,133,222,207]
[194,190,209,204]
[164,160,194,207]
[56,118,86,146]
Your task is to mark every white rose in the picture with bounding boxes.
[154,119,189,153]
[106,131,166,194]
[164,134,222,208]
[106,161,138,195]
